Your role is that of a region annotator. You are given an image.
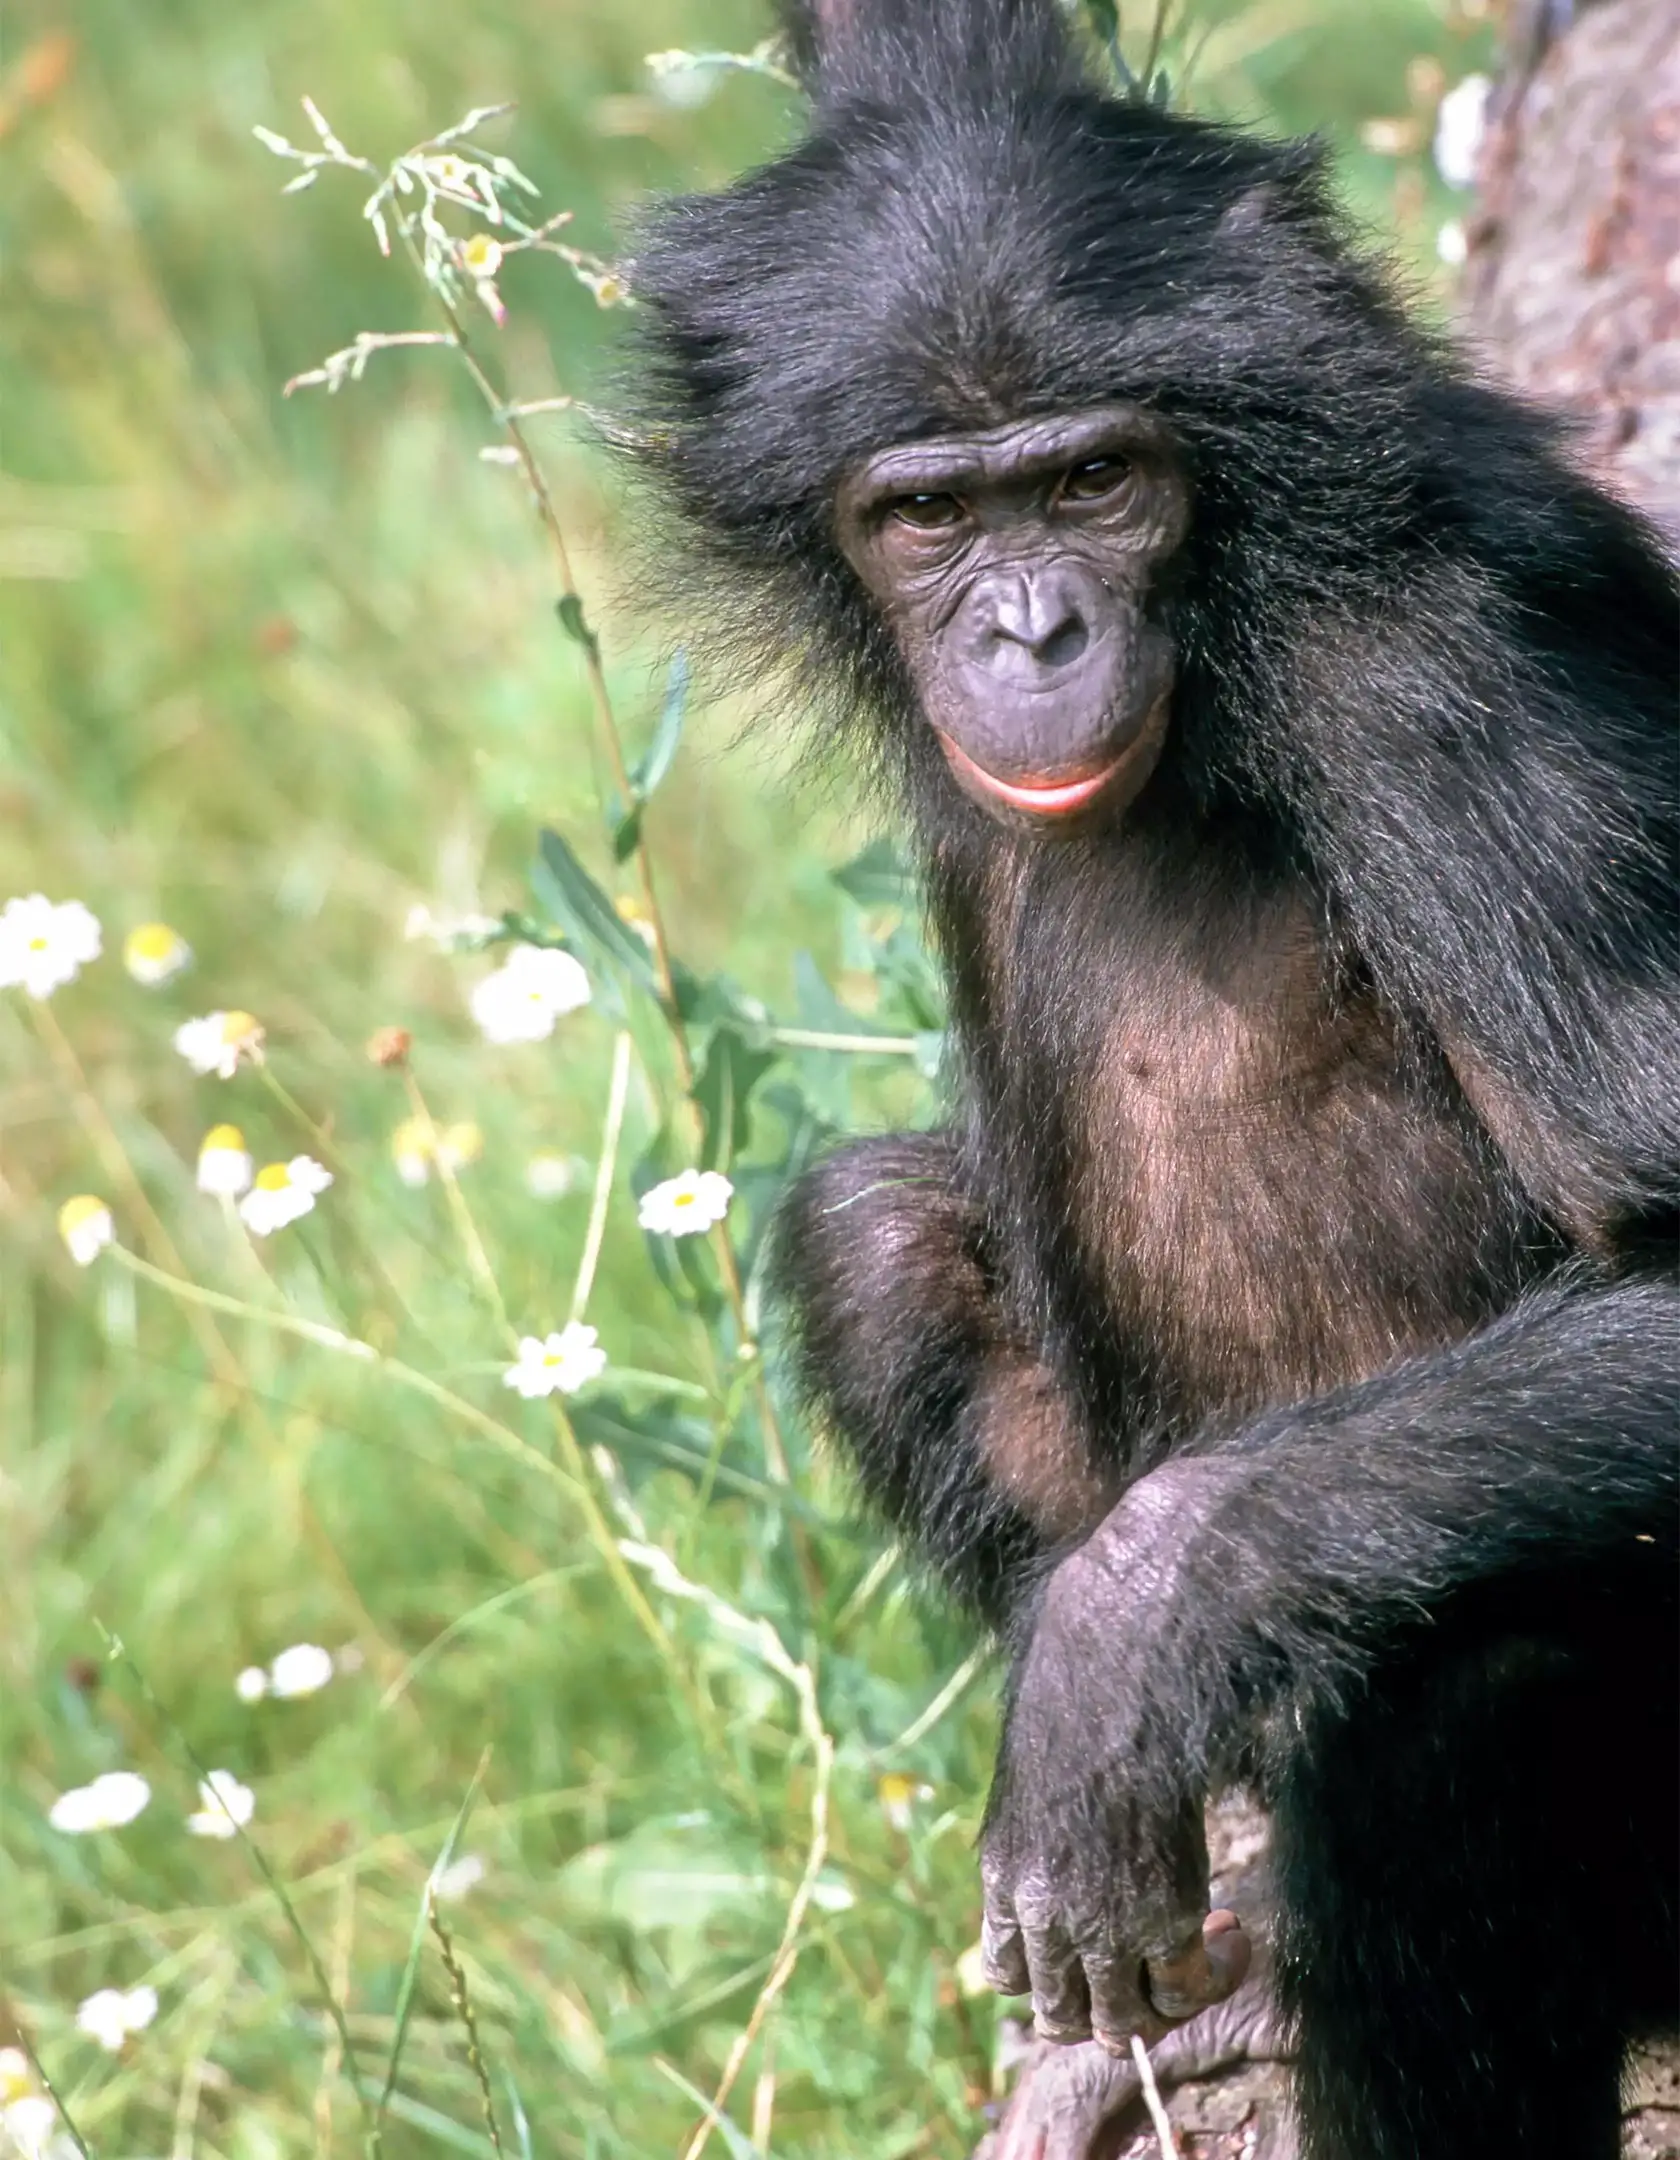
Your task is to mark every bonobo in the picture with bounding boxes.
[620,0,1680,2152]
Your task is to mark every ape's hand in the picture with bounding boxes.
[979,1469,1250,2051]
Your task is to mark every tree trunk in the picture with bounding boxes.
[1462,0,1680,541]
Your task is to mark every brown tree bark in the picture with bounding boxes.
[1462,0,1680,541]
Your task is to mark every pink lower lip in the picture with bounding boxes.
[938,734,1124,815]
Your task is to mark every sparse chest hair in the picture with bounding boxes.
[951,825,1551,1440]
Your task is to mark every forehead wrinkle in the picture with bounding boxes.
[850,406,1169,506]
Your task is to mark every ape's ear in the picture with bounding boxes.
[773,0,1076,104]
[1214,142,1331,241]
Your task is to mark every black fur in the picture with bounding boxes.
[620,2,1680,2152]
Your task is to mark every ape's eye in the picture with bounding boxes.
[1059,457,1132,503]
[888,493,966,531]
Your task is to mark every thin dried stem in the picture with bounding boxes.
[1130,2035,1182,2160]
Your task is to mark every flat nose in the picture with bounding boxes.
[986,572,1090,669]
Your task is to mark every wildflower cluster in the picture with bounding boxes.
[235,1642,336,1701]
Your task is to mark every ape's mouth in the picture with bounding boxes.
[936,733,1127,817]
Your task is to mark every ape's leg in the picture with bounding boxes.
[1273,1607,1679,2160]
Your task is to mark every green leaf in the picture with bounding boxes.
[1083,0,1119,45]
[631,650,688,801]
[694,1024,776,1173]
[832,837,913,909]
[554,591,599,659]
[611,802,643,862]
[533,827,660,996]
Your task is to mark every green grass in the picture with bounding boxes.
[0,1,1494,2152]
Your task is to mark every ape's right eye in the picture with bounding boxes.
[888,493,966,531]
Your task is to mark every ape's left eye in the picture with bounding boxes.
[889,493,966,530]
[1059,457,1132,503]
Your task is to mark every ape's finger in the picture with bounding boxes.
[1021,1918,1093,2042]
[981,1903,1033,1996]
[1143,1909,1250,2021]
[1081,1953,1164,2057]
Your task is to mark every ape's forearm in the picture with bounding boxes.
[779,1132,1108,1619]
[1068,1279,1677,1772]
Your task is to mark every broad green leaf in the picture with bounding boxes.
[533,827,660,995]
[694,1024,775,1172]
[831,836,913,909]
[632,650,688,800]
[554,590,600,658]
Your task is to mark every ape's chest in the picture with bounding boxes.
[974,863,1541,1429]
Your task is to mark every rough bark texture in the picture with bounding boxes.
[1462,0,1680,541]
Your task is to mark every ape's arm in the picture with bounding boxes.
[981,1277,1679,2049]
[777,1131,1114,1624]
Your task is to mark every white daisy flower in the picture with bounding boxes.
[174,1010,265,1079]
[391,1117,433,1188]
[876,1771,935,1834]
[1436,219,1469,268]
[1434,72,1491,190]
[2,2092,58,2155]
[436,1120,482,1174]
[503,1322,607,1399]
[392,1118,483,1186]
[238,1156,332,1237]
[638,1168,733,1238]
[524,1151,577,1199]
[0,2049,34,2103]
[268,1642,334,1698]
[0,894,102,999]
[185,1769,254,1839]
[57,1195,113,1267]
[404,904,502,948]
[75,1984,158,2053]
[196,1124,254,1197]
[234,1665,268,1703]
[48,1770,151,1834]
[122,922,192,985]
[432,1851,486,1902]
[469,944,590,1045]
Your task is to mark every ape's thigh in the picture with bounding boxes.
[1271,1598,1678,2160]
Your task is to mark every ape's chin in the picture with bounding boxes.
[936,697,1170,828]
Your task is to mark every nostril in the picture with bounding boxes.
[1036,617,1088,667]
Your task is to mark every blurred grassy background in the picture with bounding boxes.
[1,2,1495,2154]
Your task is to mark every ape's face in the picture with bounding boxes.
[835,407,1190,827]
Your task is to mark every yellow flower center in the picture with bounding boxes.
[201,1124,245,1155]
[128,922,180,961]
[672,1189,696,1207]
[254,1162,292,1191]
[58,1194,107,1234]
[28,934,49,950]
[220,1010,259,1043]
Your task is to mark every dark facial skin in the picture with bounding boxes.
[836,406,1190,825]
